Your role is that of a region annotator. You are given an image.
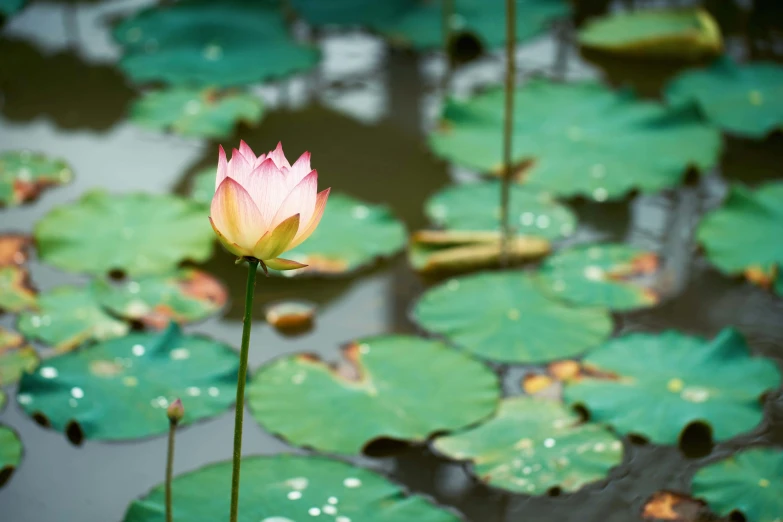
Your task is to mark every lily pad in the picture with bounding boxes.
[188,167,215,207]
[412,271,612,364]
[123,454,461,522]
[130,87,264,139]
[536,243,660,311]
[0,234,31,266]
[0,150,73,207]
[577,8,722,59]
[666,58,783,139]
[0,0,26,18]
[434,397,623,494]
[428,79,722,200]
[248,335,500,454]
[275,193,407,276]
[0,424,21,488]
[114,0,320,87]
[0,266,37,313]
[16,324,239,441]
[17,284,129,353]
[35,190,214,276]
[691,448,783,522]
[696,182,783,277]
[563,329,781,444]
[425,181,576,240]
[94,269,227,330]
[289,0,415,27]
[0,326,38,387]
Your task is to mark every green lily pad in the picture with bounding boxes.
[188,167,215,207]
[94,269,227,330]
[17,283,129,353]
[35,190,214,276]
[0,424,22,488]
[563,329,781,445]
[425,181,576,240]
[412,271,612,364]
[666,58,783,139]
[0,234,31,266]
[0,266,37,313]
[0,150,73,207]
[130,87,264,139]
[123,454,461,522]
[114,0,320,87]
[577,8,722,59]
[428,79,722,201]
[0,326,39,387]
[691,448,783,522]
[696,182,783,276]
[0,0,26,17]
[536,243,660,311]
[276,193,407,276]
[289,0,415,27]
[434,397,623,495]
[248,335,500,454]
[16,324,239,441]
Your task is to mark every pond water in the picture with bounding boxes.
[1,1,782,521]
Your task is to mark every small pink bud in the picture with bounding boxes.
[167,398,184,424]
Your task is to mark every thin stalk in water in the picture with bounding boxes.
[165,399,184,522]
[500,0,516,265]
[441,0,454,93]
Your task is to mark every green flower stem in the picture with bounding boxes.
[229,259,259,522]
[165,419,177,522]
[500,0,516,265]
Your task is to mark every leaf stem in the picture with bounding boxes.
[165,419,176,522]
[441,0,454,93]
[500,0,516,265]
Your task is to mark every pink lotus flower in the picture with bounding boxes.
[209,141,330,271]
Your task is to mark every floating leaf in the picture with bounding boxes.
[248,335,500,454]
[666,58,783,139]
[130,87,264,139]
[0,266,37,313]
[577,8,722,59]
[0,326,38,386]
[123,454,461,522]
[642,491,707,521]
[429,79,721,200]
[265,300,316,334]
[425,181,576,240]
[17,284,129,352]
[188,167,214,207]
[434,397,623,494]
[94,269,227,330]
[0,150,73,207]
[0,424,21,488]
[536,243,659,311]
[0,234,31,266]
[275,193,407,276]
[114,0,319,87]
[35,190,214,276]
[691,448,783,522]
[289,0,415,27]
[697,182,783,277]
[412,271,612,363]
[16,324,238,441]
[563,329,781,444]
[0,0,26,18]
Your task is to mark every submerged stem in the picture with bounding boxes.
[229,259,259,522]
[500,0,516,265]
[165,420,176,522]
[441,0,454,93]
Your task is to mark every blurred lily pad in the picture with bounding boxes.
[94,269,227,330]
[666,58,783,139]
[578,8,722,59]
[0,266,37,313]
[0,424,21,488]
[412,271,612,364]
[248,335,500,454]
[536,243,660,311]
[0,326,38,387]
[16,324,238,441]
[277,193,407,276]
[691,448,783,522]
[697,182,783,278]
[428,79,721,200]
[35,190,214,276]
[0,150,73,207]
[289,0,415,27]
[114,0,320,87]
[0,0,26,17]
[563,329,781,444]
[188,167,215,207]
[264,300,316,335]
[123,454,461,522]
[17,283,129,353]
[0,234,31,266]
[434,397,623,494]
[131,87,264,139]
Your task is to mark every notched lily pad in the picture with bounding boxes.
[412,271,612,364]
[16,324,239,441]
[131,87,264,139]
[94,269,227,329]
[563,329,781,445]
[265,300,316,335]
[434,396,623,495]
[642,491,709,521]
[0,424,22,488]
[0,234,31,266]
[35,190,214,276]
[248,335,500,455]
[0,266,37,313]
[0,150,73,207]
[17,283,129,353]
[537,243,660,311]
[0,326,39,387]
[123,454,461,522]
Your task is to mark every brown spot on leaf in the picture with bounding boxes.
[89,359,124,377]
[294,256,350,274]
[642,491,706,521]
[0,235,31,266]
[549,360,582,381]
[265,301,315,336]
[179,269,228,307]
[523,373,555,394]
[631,252,660,275]
[744,264,777,289]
